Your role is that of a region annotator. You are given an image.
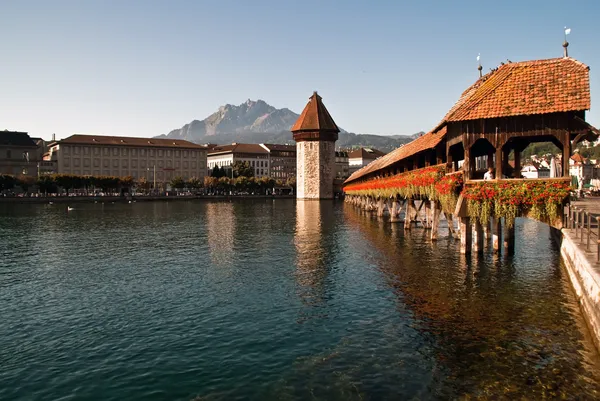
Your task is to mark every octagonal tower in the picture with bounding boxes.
[291,92,339,200]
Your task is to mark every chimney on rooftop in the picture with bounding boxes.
[52,133,56,141]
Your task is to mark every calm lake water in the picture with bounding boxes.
[1,199,600,400]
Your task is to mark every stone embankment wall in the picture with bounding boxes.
[559,229,600,350]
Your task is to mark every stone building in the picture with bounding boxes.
[45,134,207,185]
[291,92,339,199]
[0,130,40,176]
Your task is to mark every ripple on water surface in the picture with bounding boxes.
[1,200,600,400]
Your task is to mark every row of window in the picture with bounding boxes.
[64,170,203,180]
[208,159,270,168]
[63,158,203,170]
[63,146,204,159]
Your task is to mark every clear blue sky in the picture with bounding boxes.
[1,0,599,140]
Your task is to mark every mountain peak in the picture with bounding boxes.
[164,99,299,141]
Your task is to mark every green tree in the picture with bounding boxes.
[285,176,296,189]
[0,174,17,191]
[137,176,151,192]
[235,176,248,191]
[204,176,217,190]
[120,176,134,190]
[170,176,186,190]
[17,175,36,192]
[232,160,254,178]
[37,175,57,193]
[217,176,232,191]
[53,174,76,194]
[187,177,202,189]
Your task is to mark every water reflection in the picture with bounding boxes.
[343,205,600,398]
[294,201,336,316]
[206,202,235,268]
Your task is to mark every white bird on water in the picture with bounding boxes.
[67,206,75,211]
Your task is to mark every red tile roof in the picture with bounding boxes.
[291,92,339,132]
[57,134,206,149]
[208,143,269,155]
[441,57,590,123]
[345,127,446,184]
[261,143,296,152]
[348,147,387,160]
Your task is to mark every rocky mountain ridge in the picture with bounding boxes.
[158,99,420,152]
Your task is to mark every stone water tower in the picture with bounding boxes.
[291,92,339,199]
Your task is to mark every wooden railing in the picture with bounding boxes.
[565,205,600,262]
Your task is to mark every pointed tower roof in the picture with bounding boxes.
[291,92,340,133]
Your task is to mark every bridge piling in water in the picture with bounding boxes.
[460,217,472,254]
[390,198,400,222]
[431,201,441,240]
[377,198,385,217]
[492,218,501,252]
[404,198,413,230]
[503,224,515,254]
[474,221,484,253]
[446,213,456,238]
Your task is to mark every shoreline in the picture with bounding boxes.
[0,194,297,204]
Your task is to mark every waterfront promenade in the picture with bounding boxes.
[0,193,295,204]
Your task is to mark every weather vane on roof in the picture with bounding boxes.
[477,53,483,77]
[563,27,571,57]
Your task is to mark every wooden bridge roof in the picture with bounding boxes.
[343,57,592,186]
[344,127,446,184]
[441,57,590,124]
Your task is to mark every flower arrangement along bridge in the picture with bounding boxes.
[342,53,598,254]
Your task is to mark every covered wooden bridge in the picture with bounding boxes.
[343,55,599,254]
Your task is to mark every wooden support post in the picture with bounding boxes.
[483,219,491,240]
[390,198,400,222]
[460,217,472,254]
[495,147,503,180]
[377,198,385,217]
[492,218,501,252]
[424,201,431,229]
[431,200,441,240]
[563,135,571,178]
[404,198,412,230]
[474,221,484,253]
[410,199,418,227]
[514,150,521,178]
[464,147,471,180]
[503,223,515,254]
[446,213,456,238]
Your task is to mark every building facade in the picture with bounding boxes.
[348,147,387,174]
[335,151,349,180]
[292,92,339,200]
[207,143,270,177]
[0,130,40,176]
[260,144,296,181]
[46,134,207,184]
